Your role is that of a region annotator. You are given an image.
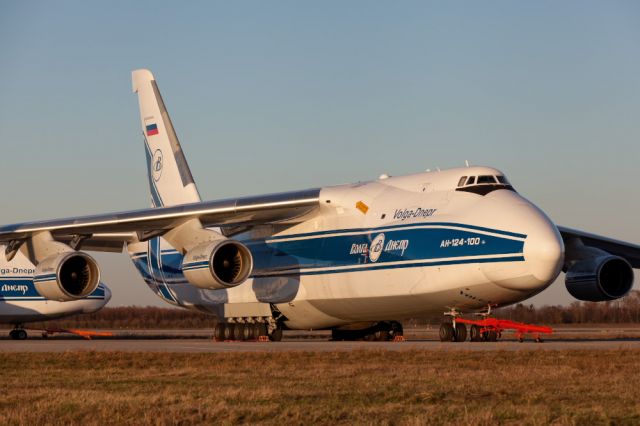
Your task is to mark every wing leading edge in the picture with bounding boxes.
[558,226,640,268]
[0,188,320,252]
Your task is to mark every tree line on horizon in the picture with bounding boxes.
[22,290,640,330]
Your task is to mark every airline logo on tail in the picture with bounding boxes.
[152,150,163,182]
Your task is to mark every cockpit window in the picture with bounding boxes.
[457,176,467,187]
[477,175,497,184]
[456,173,515,196]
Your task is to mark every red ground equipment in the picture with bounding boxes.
[41,328,114,340]
[455,317,553,342]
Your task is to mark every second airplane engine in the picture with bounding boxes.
[34,252,101,302]
[565,255,633,302]
[181,239,253,289]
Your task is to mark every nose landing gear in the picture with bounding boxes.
[439,308,469,342]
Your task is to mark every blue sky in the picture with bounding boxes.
[1,1,639,306]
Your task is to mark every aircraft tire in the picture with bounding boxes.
[269,328,283,342]
[374,330,390,341]
[10,329,27,340]
[454,323,467,342]
[214,323,225,341]
[256,323,267,337]
[470,325,482,342]
[486,331,498,342]
[390,321,404,338]
[242,324,254,340]
[235,324,246,341]
[439,323,454,342]
[248,324,259,340]
[223,323,235,341]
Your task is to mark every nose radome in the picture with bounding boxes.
[479,191,564,292]
[524,223,564,286]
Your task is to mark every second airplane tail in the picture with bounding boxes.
[132,69,201,207]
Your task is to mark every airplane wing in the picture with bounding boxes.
[0,188,320,253]
[557,226,640,268]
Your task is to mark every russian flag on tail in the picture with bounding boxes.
[146,123,159,136]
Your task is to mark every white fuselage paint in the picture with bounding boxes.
[0,251,111,325]
[127,166,564,330]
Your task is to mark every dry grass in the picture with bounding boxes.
[1,350,639,425]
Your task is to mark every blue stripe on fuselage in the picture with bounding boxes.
[0,279,107,301]
[130,223,526,284]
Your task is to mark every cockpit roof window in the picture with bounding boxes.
[457,176,467,187]
[477,175,496,184]
[466,176,475,185]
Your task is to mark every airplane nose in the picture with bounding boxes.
[523,222,564,286]
[479,191,564,292]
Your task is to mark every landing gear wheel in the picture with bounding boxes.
[214,323,225,341]
[256,323,267,338]
[389,321,404,340]
[9,329,27,340]
[223,323,236,341]
[242,324,254,341]
[374,330,390,341]
[470,325,482,342]
[235,324,246,341]
[454,323,467,342]
[486,331,498,342]
[249,324,261,340]
[269,328,283,342]
[439,323,454,342]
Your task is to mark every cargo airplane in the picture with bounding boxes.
[0,69,637,342]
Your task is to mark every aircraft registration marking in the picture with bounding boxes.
[440,237,483,248]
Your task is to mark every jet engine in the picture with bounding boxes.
[181,239,253,289]
[34,251,101,302]
[565,255,633,302]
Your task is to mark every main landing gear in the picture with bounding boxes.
[214,321,281,341]
[331,321,403,341]
[9,326,27,340]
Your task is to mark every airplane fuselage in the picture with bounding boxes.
[128,166,564,329]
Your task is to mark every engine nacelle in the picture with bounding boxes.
[181,239,253,289]
[565,255,633,302]
[34,252,101,302]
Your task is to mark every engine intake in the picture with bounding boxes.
[182,239,253,289]
[34,252,101,302]
[565,255,633,302]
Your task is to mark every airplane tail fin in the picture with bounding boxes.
[132,69,201,207]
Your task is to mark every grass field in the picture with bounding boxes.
[1,350,639,425]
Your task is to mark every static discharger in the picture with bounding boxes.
[356,201,369,214]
